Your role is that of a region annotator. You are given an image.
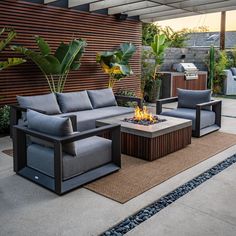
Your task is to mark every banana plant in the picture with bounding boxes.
[12,36,87,93]
[0,28,26,71]
[96,42,136,88]
[150,34,168,80]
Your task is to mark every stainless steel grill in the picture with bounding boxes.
[172,63,199,80]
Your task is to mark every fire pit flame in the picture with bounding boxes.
[134,106,156,123]
[123,106,165,126]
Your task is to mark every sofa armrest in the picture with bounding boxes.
[196,100,221,108]
[11,104,47,114]
[195,100,222,137]
[156,97,178,114]
[13,124,120,144]
[115,95,143,108]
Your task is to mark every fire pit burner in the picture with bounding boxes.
[123,106,166,126]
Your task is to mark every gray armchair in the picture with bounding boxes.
[156,89,222,137]
[13,110,121,195]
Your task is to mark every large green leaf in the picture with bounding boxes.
[55,39,86,74]
[0,58,26,71]
[96,51,116,68]
[11,45,60,74]
[35,36,51,56]
[0,28,5,36]
[0,28,16,52]
[54,42,69,63]
[119,42,136,63]
[71,39,87,70]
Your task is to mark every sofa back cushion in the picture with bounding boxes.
[56,91,93,113]
[177,88,211,110]
[27,110,76,156]
[17,93,61,115]
[87,88,117,109]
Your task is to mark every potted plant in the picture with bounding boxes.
[149,34,168,102]
[96,42,136,88]
[11,36,87,93]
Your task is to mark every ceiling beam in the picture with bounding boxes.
[198,5,236,14]
[90,0,149,12]
[44,0,59,3]
[170,0,231,9]
[68,0,99,8]
[108,1,159,15]
[142,12,199,22]
[127,5,176,17]
[140,8,189,20]
[184,0,236,13]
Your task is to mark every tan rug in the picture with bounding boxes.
[85,132,236,203]
[2,149,13,157]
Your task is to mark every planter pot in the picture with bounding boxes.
[0,127,10,137]
[149,79,162,103]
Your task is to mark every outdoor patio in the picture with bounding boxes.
[0,97,236,235]
[1,0,236,235]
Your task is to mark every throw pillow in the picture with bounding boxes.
[87,88,117,109]
[56,91,93,113]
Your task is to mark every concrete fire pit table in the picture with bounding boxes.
[96,114,192,161]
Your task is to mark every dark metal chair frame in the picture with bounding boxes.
[13,123,121,195]
[156,97,222,137]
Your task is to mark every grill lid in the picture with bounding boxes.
[172,63,198,80]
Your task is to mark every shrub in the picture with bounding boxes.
[0,105,10,134]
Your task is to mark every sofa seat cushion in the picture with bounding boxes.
[177,88,211,110]
[17,93,61,116]
[27,136,112,180]
[56,91,93,113]
[87,88,117,109]
[62,106,134,131]
[161,108,215,130]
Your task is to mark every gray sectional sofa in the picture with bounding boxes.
[14,88,139,132]
[11,88,141,194]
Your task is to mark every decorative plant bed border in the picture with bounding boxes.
[101,154,236,236]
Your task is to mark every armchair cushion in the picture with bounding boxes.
[177,89,211,110]
[17,93,61,115]
[87,88,117,109]
[27,110,76,156]
[161,108,215,130]
[27,136,112,180]
[56,91,93,113]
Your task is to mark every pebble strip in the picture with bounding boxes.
[102,154,236,236]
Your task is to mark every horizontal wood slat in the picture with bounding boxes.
[0,0,142,106]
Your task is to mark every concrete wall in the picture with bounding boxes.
[142,46,209,72]
[162,47,209,71]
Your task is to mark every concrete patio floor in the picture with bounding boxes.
[1,98,236,236]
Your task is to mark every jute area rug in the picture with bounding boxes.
[3,132,236,203]
[85,132,236,203]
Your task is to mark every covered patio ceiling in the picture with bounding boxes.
[44,0,236,22]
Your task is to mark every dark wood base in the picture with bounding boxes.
[121,126,192,161]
